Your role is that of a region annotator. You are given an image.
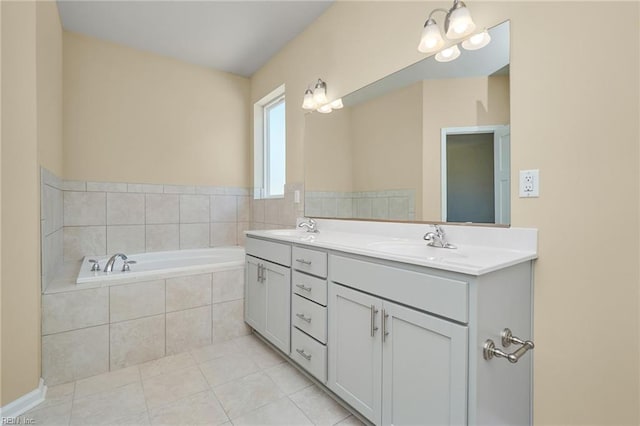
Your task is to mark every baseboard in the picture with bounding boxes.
[0,379,47,418]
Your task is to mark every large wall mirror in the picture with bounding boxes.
[304,21,510,225]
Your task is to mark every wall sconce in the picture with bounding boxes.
[301,78,343,113]
[417,0,489,63]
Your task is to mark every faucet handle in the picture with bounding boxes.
[433,224,445,235]
[122,260,137,272]
[88,259,101,271]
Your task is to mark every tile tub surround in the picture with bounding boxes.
[42,267,250,386]
[49,176,303,262]
[41,168,64,291]
[20,334,364,426]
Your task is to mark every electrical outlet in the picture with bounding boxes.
[519,169,539,197]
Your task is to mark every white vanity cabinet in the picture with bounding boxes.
[245,238,292,355]
[245,228,536,426]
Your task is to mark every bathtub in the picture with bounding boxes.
[76,247,245,285]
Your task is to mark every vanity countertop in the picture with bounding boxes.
[246,223,537,276]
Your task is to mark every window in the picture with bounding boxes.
[254,85,286,199]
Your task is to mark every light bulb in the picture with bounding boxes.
[435,44,461,62]
[313,80,328,105]
[317,104,332,114]
[417,19,444,53]
[330,98,343,109]
[445,3,476,39]
[302,88,316,110]
[461,30,491,50]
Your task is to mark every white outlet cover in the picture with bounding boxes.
[519,169,540,197]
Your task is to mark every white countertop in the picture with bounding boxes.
[246,220,537,276]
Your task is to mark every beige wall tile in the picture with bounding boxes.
[179,223,210,249]
[63,226,106,261]
[107,193,145,225]
[42,325,109,385]
[211,268,244,304]
[211,195,237,222]
[212,300,250,343]
[166,273,212,312]
[64,191,106,226]
[110,315,165,370]
[166,306,212,355]
[43,287,109,335]
[210,222,237,247]
[145,194,179,224]
[106,225,145,254]
[110,280,165,323]
[145,224,179,252]
[180,195,210,224]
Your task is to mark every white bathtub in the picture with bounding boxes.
[77,247,245,285]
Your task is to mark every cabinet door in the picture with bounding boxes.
[328,283,382,424]
[245,256,266,333]
[382,300,468,426]
[263,261,291,355]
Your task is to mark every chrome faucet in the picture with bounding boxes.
[104,253,127,272]
[298,218,318,233]
[423,224,456,249]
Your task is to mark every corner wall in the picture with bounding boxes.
[251,1,640,423]
[63,32,251,187]
[1,0,41,405]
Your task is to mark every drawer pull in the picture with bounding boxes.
[296,313,312,323]
[295,258,312,265]
[296,348,312,360]
[295,283,312,292]
[383,310,389,341]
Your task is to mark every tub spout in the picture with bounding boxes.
[104,253,127,273]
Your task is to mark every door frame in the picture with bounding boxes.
[440,125,510,223]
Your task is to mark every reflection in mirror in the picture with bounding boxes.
[304,21,510,225]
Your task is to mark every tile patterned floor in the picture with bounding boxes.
[19,334,365,426]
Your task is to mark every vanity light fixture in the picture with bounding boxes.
[461,29,491,50]
[435,44,461,62]
[302,79,343,114]
[417,0,476,54]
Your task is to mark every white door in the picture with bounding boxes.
[263,260,291,355]
[245,256,266,333]
[382,300,468,426]
[493,125,510,225]
[328,284,382,424]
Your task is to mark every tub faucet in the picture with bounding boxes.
[423,224,456,249]
[104,253,128,272]
[298,218,318,233]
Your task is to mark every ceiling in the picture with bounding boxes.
[57,0,334,77]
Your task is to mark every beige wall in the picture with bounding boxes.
[63,32,251,187]
[422,75,510,219]
[304,108,353,192]
[1,1,42,405]
[251,1,640,424]
[36,1,63,176]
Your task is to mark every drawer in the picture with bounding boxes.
[292,270,327,306]
[245,237,291,267]
[330,255,469,323]
[292,294,327,344]
[291,327,327,383]
[292,246,327,278]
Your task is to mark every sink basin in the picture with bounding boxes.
[366,240,465,261]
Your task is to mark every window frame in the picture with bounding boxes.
[254,85,286,200]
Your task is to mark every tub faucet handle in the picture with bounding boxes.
[122,260,137,272]
[88,259,100,271]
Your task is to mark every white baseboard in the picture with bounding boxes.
[0,379,47,418]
